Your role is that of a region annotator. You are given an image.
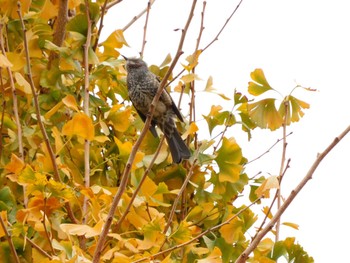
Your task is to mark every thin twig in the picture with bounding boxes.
[0,213,20,263]
[42,197,55,254]
[201,0,245,52]
[92,2,197,261]
[251,159,290,241]
[122,0,156,31]
[246,132,293,164]
[82,0,92,225]
[0,19,26,205]
[48,0,68,69]
[93,0,109,52]
[235,125,350,263]
[275,100,289,242]
[0,68,6,157]
[140,1,152,57]
[106,0,123,10]
[133,197,262,263]
[17,1,78,224]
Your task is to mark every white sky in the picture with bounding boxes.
[102,0,350,262]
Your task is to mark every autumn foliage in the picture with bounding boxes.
[0,1,320,262]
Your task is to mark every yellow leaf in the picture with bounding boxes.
[62,113,95,140]
[262,206,273,219]
[60,220,103,238]
[182,122,198,138]
[248,98,283,130]
[181,73,200,83]
[5,154,25,175]
[183,50,202,71]
[108,106,131,132]
[248,68,273,96]
[219,217,244,244]
[100,29,128,59]
[255,176,279,198]
[40,0,58,20]
[256,238,274,253]
[6,52,26,71]
[62,94,79,112]
[0,211,8,238]
[0,53,13,68]
[44,101,63,120]
[282,222,299,230]
[197,247,222,263]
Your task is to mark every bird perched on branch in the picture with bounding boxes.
[122,56,191,163]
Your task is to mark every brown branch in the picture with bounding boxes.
[251,159,290,241]
[42,197,55,255]
[93,0,109,52]
[235,125,350,263]
[202,0,244,52]
[17,2,78,224]
[0,67,6,158]
[48,0,68,69]
[122,0,156,31]
[246,132,293,164]
[139,0,152,57]
[0,213,20,263]
[0,19,26,206]
[82,0,92,225]
[106,0,123,10]
[275,100,289,242]
[133,197,262,263]
[92,2,197,261]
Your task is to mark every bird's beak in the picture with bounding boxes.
[121,54,128,60]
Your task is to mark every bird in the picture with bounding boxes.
[122,56,191,163]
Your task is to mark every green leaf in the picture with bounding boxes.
[215,137,243,183]
[248,98,283,130]
[248,68,273,96]
[67,14,88,35]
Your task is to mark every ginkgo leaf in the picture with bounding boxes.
[170,221,192,244]
[279,95,310,124]
[181,73,200,83]
[62,94,79,112]
[159,53,172,68]
[219,217,244,244]
[215,137,243,183]
[0,53,13,68]
[282,222,299,230]
[60,220,103,238]
[255,176,279,198]
[247,98,283,130]
[182,50,202,71]
[107,106,131,132]
[62,113,95,140]
[248,68,273,96]
[197,247,222,263]
[5,154,25,175]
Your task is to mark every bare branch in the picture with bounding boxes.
[48,0,68,68]
[82,0,92,225]
[140,0,152,57]
[17,1,78,224]
[92,2,197,261]
[202,0,244,52]
[0,213,20,263]
[106,0,123,10]
[235,125,350,263]
[122,0,156,31]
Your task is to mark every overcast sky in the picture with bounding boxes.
[102,1,350,261]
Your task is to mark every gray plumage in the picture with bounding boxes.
[123,56,191,163]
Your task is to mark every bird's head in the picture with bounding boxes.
[122,55,148,72]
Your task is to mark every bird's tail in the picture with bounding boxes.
[166,131,191,163]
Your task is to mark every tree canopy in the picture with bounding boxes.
[0,0,348,262]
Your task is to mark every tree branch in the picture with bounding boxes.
[122,0,156,31]
[139,0,152,57]
[235,124,350,263]
[92,2,197,261]
[17,1,78,224]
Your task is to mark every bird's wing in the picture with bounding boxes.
[135,107,158,138]
[154,74,184,122]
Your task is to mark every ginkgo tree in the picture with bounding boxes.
[0,1,349,263]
